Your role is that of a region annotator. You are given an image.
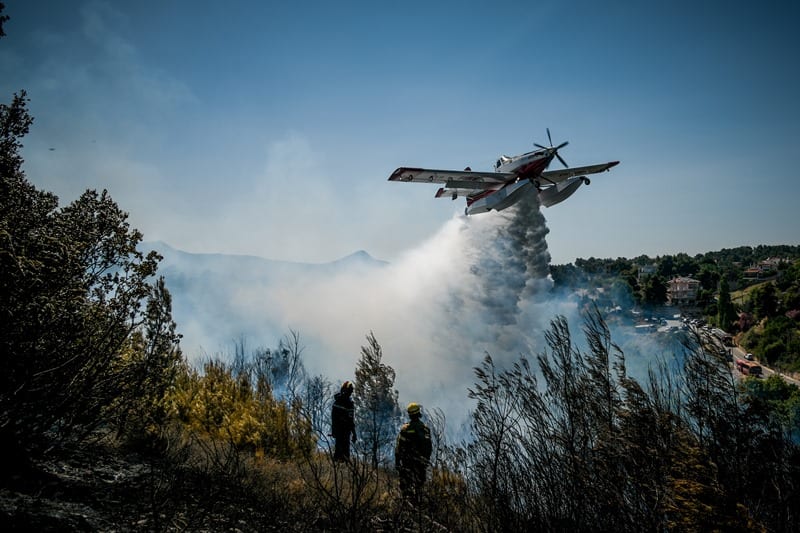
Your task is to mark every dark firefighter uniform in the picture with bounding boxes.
[331,381,356,461]
[395,402,432,501]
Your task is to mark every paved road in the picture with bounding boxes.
[729,345,800,386]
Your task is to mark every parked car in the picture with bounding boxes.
[745,353,754,361]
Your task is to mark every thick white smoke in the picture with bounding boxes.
[261,193,574,429]
[183,190,687,436]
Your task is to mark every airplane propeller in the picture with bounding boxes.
[534,128,569,168]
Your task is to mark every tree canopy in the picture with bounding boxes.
[0,92,181,461]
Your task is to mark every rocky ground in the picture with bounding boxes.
[0,437,278,532]
[2,439,155,531]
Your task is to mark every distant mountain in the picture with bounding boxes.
[141,241,388,356]
[146,241,387,277]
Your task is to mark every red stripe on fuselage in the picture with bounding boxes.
[466,154,554,206]
[514,155,552,179]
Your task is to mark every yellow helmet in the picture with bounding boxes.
[407,402,421,416]
[341,381,354,393]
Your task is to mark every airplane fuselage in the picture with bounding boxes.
[495,149,554,179]
[465,149,558,214]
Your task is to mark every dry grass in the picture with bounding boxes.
[0,428,476,531]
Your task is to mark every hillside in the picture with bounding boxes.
[2,87,798,531]
[551,246,800,372]
[3,33,799,530]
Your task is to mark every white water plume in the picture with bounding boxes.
[265,193,569,427]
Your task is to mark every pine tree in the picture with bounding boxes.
[353,331,401,468]
[716,276,735,330]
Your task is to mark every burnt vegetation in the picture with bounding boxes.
[2,23,800,533]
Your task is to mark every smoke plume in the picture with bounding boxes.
[262,193,569,429]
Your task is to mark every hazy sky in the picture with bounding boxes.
[2,0,798,265]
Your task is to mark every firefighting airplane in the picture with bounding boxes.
[388,130,619,215]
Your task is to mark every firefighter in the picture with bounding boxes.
[395,402,432,502]
[330,380,356,461]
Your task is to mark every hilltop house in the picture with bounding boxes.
[667,276,700,306]
[742,258,786,280]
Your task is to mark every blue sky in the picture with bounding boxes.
[2,0,798,265]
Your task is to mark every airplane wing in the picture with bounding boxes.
[388,167,514,189]
[538,161,619,185]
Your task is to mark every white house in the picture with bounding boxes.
[667,276,700,306]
